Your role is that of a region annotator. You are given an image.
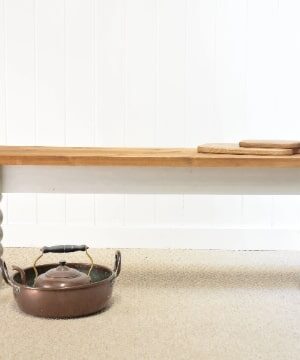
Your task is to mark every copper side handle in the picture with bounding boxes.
[0,259,20,292]
[12,265,26,285]
[113,251,121,278]
[0,258,13,286]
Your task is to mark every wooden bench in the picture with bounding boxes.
[1,146,300,259]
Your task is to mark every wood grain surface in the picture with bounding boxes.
[197,143,295,156]
[1,146,300,167]
[239,140,300,149]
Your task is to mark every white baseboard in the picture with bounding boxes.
[2,224,300,250]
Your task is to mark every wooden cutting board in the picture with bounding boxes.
[239,140,300,149]
[197,143,295,156]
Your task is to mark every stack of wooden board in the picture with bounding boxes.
[197,140,300,156]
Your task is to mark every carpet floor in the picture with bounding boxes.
[0,248,300,360]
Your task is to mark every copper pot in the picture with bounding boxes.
[0,245,121,318]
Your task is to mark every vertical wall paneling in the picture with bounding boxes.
[184,0,217,229]
[185,0,217,145]
[241,196,272,228]
[124,0,156,146]
[5,0,36,224]
[0,0,6,144]
[124,194,155,225]
[215,0,247,142]
[65,0,95,225]
[155,0,186,226]
[156,0,186,146]
[244,0,278,228]
[184,0,218,229]
[65,0,94,146]
[0,0,7,231]
[35,0,65,145]
[37,194,66,224]
[95,194,125,226]
[0,23,8,255]
[66,194,95,226]
[124,0,156,226]
[35,0,66,224]
[272,196,300,228]
[7,194,36,224]
[5,0,35,144]
[184,195,215,227]
[276,0,300,138]
[94,0,125,228]
[246,0,279,138]
[156,194,184,225]
[96,0,125,146]
[2,0,300,248]
[212,195,242,228]
[213,0,248,229]
[94,0,125,227]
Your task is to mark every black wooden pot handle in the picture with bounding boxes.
[41,245,88,253]
[34,245,93,279]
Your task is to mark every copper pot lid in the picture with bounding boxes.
[34,261,91,289]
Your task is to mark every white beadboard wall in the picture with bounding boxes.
[1,0,300,249]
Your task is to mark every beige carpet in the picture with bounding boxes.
[1,248,300,360]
